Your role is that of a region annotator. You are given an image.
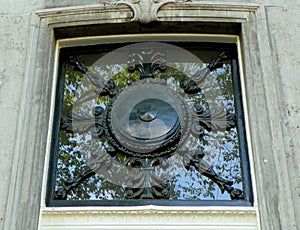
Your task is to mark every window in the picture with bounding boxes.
[46,36,252,207]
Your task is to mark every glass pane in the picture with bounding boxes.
[51,42,249,203]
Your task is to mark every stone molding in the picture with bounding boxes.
[40,207,258,229]
[42,207,256,216]
[36,2,259,25]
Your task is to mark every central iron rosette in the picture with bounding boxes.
[105,79,189,158]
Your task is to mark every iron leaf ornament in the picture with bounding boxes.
[61,106,105,138]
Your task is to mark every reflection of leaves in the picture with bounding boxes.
[55,166,95,200]
[70,56,107,89]
[54,50,244,201]
[56,132,125,200]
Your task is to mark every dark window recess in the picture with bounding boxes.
[47,41,252,206]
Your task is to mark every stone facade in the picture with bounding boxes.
[0,0,299,229]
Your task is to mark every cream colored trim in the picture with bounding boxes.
[41,206,257,230]
[40,42,60,210]
[237,37,261,230]
[57,34,238,48]
[42,205,256,214]
[237,37,258,206]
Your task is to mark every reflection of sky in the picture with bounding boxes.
[56,126,242,200]
[172,169,232,200]
[55,60,243,201]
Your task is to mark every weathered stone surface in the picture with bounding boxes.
[0,14,30,230]
[0,0,299,230]
[266,6,300,227]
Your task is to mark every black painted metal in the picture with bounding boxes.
[54,22,241,40]
[50,199,252,207]
[46,54,67,207]
[231,56,254,204]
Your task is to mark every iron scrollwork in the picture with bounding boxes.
[56,44,244,201]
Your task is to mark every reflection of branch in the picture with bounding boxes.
[207,52,228,71]
[205,133,235,154]
[55,151,114,200]
[202,168,244,200]
[70,56,105,87]
[55,167,95,200]
[180,52,229,94]
[185,151,244,200]
[69,56,117,98]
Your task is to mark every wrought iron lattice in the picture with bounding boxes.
[48,42,252,205]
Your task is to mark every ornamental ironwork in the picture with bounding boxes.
[49,42,251,204]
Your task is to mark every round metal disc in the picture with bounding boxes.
[107,79,186,157]
[128,98,179,140]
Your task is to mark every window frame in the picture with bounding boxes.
[45,32,253,207]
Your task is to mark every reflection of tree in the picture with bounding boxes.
[54,49,244,201]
